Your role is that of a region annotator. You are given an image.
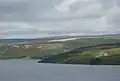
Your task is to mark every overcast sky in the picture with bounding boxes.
[0,0,120,38]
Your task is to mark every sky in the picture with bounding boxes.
[0,0,120,38]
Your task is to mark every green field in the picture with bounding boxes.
[0,36,120,65]
[40,44,120,65]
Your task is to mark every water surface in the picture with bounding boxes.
[0,60,120,81]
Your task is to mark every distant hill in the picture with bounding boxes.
[0,34,120,44]
[0,36,79,44]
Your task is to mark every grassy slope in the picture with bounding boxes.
[38,37,120,65]
[0,43,67,59]
[40,45,120,65]
[0,36,120,61]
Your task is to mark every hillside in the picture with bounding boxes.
[39,43,120,65]
[0,36,80,44]
[0,35,120,63]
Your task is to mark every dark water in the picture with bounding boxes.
[0,60,120,81]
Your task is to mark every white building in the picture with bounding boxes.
[96,51,109,58]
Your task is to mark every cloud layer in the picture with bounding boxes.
[0,0,120,38]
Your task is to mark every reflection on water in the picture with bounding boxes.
[0,60,120,81]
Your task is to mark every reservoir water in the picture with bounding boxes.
[0,60,120,81]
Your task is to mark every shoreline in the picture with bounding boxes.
[0,59,120,66]
[0,58,120,65]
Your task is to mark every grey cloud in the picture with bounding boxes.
[68,0,97,12]
[110,14,120,24]
[31,15,102,23]
[0,29,39,36]
[115,0,120,7]
[0,0,120,38]
[0,0,104,22]
[0,0,61,22]
[100,0,114,10]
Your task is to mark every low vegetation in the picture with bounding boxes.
[40,44,120,65]
[0,36,120,65]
